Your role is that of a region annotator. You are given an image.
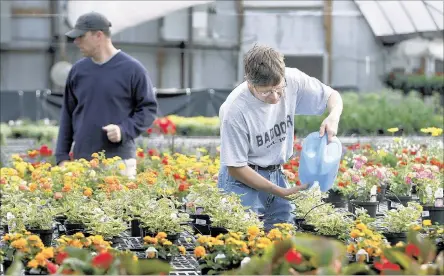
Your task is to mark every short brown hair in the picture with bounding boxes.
[244,44,285,87]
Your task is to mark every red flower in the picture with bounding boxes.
[148,149,158,156]
[285,249,303,265]
[162,157,169,165]
[374,257,401,273]
[405,243,420,258]
[137,151,144,158]
[147,128,153,134]
[92,252,114,269]
[39,145,53,156]
[178,182,190,192]
[55,252,68,265]
[46,261,59,274]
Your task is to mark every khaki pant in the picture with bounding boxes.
[119,158,137,179]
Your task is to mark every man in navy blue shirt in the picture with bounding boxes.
[55,12,158,178]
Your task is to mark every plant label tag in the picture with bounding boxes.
[422,211,430,217]
[195,219,207,225]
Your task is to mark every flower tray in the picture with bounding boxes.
[177,231,197,252]
[169,271,201,276]
[170,254,199,271]
[115,237,145,251]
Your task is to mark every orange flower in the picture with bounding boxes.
[62,183,72,192]
[41,247,54,259]
[27,259,39,269]
[194,246,206,258]
[90,158,99,168]
[29,182,38,192]
[155,232,167,239]
[83,188,93,197]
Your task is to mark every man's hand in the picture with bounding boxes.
[102,124,122,143]
[319,115,339,143]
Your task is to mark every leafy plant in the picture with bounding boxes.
[378,202,423,233]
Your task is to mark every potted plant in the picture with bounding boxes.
[22,201,56,247]
[308,209,354,240]
[346,218,386,264]
[6,247,172,275]
[340,163,385,218]
[378,202,423,245]
[414,164,444,225]
[385,166,415,210]
[56,192,98,235]
[139,198,190,242]
[0,231,55,275]
[324,161,349,208]
[143,233,186,262]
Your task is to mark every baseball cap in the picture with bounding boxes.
[66,12,112,39]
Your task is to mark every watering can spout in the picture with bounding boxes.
[298,131,342,192]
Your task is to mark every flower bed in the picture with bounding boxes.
[0,134,443,275]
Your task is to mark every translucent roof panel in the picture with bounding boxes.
[354,0,444,37]
[354,1,394,36]
[401,1,439,32]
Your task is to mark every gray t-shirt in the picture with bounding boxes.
[219,67,334,168]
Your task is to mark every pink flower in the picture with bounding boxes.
[352,174,360,183]
[366,166,375,174]
[376,169,385,180]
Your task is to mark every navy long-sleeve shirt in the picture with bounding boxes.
[55,51,158,164]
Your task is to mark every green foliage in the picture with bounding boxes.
[295,90,443,136]
[1,91,442,141]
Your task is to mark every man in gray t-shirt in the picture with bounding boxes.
[217,44,343,231]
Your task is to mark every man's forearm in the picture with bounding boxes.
[327,90,343,120]
[228,166,285,197]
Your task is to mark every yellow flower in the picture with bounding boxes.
[11,238,27,249]
[27,235,40,242]
[194,246,206,258]
[41,247,54,259]
[412,225,421,231]
[347,243,355,254]
[118,162,126,170]
[178,246,186,255]
[387,128,399,133]
[422,220,432,226]
[267,229,282,240]
[395,241,405,247]
[27,259,39,269]
[73,232,85,239]
[91,153,99,158]
[229,232,241,240]
[356,223,367,231]
[350,229,361,239]
[247,225,260,237]
[83,187,93,197]
[155,232,167,239]
[163,240,172,246]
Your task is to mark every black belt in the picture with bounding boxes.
[248,164,281,171]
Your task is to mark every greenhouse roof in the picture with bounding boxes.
[354,0,443,37]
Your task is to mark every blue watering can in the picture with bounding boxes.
[298,131,342,192]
